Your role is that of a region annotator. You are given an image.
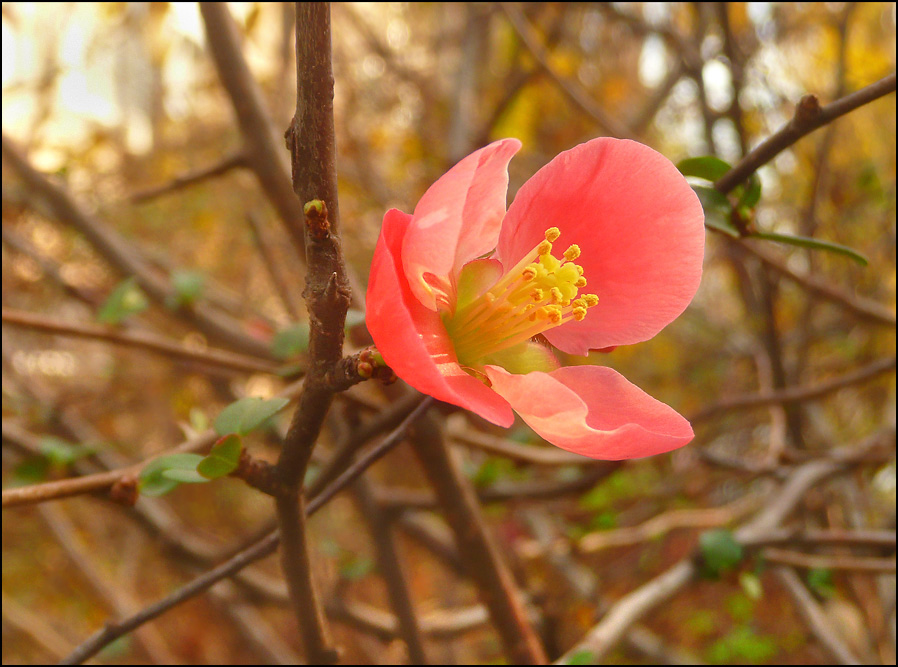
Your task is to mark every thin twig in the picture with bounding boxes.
[1,308,282,375]
[762,548,896,574]
[714,72,897,194]
[689,356,896,423]
[60,396,432,665]
[410,413,548,664]
[129,152,247,203]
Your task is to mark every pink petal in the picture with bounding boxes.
[367,209,515,427]
[496,138,704,355]
[402,139,521,311]
[484,365,693,459]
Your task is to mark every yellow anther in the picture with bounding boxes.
[547,306,562,323]
[530,288,544,301]
[572,298,586,309]
[545,227,561,242]
[521,266,537,281]
[573,307,587,321]
[485,292,496,303]
[562,299,571,307]
[563,244,581,261]
[550,287,563,304]
[583,294,599,307]
[497,303,513,315]
[537,240,552,255]
[574,277,587,288]
[576,265,584,275]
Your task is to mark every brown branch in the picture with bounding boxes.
[2,308,282,375]
[60,396,433,664]
[410,413,548,664]
[199,2,308,261]
[714,72,897,194]
[739,240,896,327]
[762,548,896,574]
[1,134,274,359]
[129,152,247,203]
[499,3,637,140]
[689,356,896,423]
[352,476,429,663]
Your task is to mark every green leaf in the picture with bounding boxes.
[736,173,762,210]
[213,396,290,436]
[197,434,243,479]
[692,186,741,238]
[678,156,733,182]
[339,556,375,581]
[699,529,744,576]
[738,571,763,601]
[139,453,206,496]
[39,436,94,466]
[161,468,210,483]
[750,232,868,266]
[806,568,836,598]
[166,270,206,309]
[564,649,597,665]
[271,323,310,359]
[97,277,149,324]
[11,457,51,485]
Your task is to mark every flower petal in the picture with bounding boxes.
[484,364,693,459]
[496,138,704,355]
[403,138,521,311]
[367,209,515,427]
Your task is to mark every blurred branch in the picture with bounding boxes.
[129,152,247,204]
[60,395,432,665]
[762,548,896,574]
[555,431,889,664]
[689,356,896,423]
[199,2,308,263]
[738,240,896,327]
[715,72,897,194]
[352,476,429,663]
[245,210,305,319]
[775,566,863,665]
[410,413,548,664]
[1,308,282,375]
[499,3,637,140]
[1,135,274,358]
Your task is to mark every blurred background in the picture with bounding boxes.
[2,2,895,664]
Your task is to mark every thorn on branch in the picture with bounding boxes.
[304,199,331,241]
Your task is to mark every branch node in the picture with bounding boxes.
[304,199,331,241]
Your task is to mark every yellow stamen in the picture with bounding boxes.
[545,227,561,242]
[563,244,581,261]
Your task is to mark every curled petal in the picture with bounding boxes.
[402,138,521,311]
[367,209,515,427]
[484,365,693,459]
[496,138,704,355]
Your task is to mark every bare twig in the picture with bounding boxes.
[715,72,897,194]
[762,548,896,574]
[410,413,548,664]
[689,356,896,423]
[2,308,281,375]
[129,152,247,203]
[60,396,432,664]
[499,3,637,140]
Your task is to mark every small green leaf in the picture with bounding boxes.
[738,571,763,600]
[340,556,375,581]
[806,568,836,598]
[271,323,310,359]
[161,468,210,483]
[166,270,205,309]
[564,649,597,665]
[197,434,243,479]
[11,457,51,485]
[699,529,743,576]
[750,232,869,266]
[213,396,290,436]
[678,156,733,182]
[692,186,740,237]
[736,173,762,209]
[39,436,94,466]
[97,277,149,324]
[139,453,206,496]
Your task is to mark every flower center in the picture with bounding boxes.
[443,227,598,369]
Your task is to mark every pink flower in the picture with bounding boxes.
[366,138,704,459]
